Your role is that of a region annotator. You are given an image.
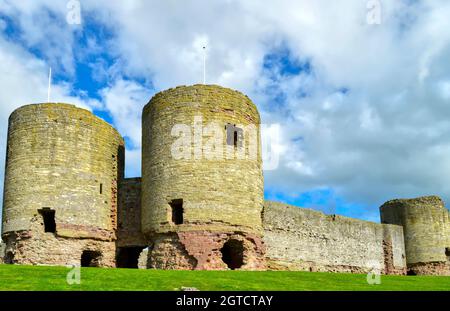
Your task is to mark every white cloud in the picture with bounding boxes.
[100,79,153,177]
[0,0,79,75]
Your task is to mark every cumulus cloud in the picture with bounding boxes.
[100,79,154,177]
[0,0,80,75]
[1,0,450,221]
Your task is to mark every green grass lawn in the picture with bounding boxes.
[0,265,449,291]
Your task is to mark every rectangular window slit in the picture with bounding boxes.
[38,208,56,233]
[170,199,184,225]
[100,183,103,194]
[226,123,243,147]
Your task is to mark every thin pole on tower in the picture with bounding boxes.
[203,46,206,84]
[47,67,52,103]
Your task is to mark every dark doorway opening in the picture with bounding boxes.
[407,269,417,276]
[5,251,14,264]
[446,248,450,261]
[170,199,184,225]
[81,250,102,267]
[116,247,145,269]
[38,208,56,233]
[221,239,245,270]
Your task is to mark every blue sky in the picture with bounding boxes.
[1,1,450,224]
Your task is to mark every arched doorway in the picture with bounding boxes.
[221,239,245,270]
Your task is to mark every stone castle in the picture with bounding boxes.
[0,85,449,276]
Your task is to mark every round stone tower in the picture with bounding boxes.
[142,85,265,270]
[380,196,450,275]
[2,103,125,267]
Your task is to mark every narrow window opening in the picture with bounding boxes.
[38,208,56,233]
[226,124,243,148]
[170,199,184,225]
[81,250,102,267]
[445,248,450,261]
[221,239,245,270]
[100,183,103,194]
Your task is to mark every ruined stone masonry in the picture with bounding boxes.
[1,85,449,275]
[141,86,265,270]
[263,201,407,275]
[380,196,450,275]
[1,103,124,267]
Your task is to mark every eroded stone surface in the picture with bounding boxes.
[117,178,146,247]
[139,85,266,271]
[2,217,115,267]
[147,231,265,270]
[1,104,123,267]
[2,104,124,238]
[381,196,450,276]
[141,85,264,237]
[408,262,450,276]
[263,201,407,274]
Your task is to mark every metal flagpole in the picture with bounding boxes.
[203,46,206,84]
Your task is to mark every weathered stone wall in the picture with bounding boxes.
[141,85,265,270]
[263,201,406,274]
[146,232,266,270]
[141,85,263,236]
[2,217,115,267]
[380,196,450,275]
[117,178,146,247]
[2,103,124,266]
[2,103,125,239]
[0,241,5,264]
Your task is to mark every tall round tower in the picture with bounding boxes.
[380,196,450,275]
[142,85,265,270]
[2,103,124,267]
